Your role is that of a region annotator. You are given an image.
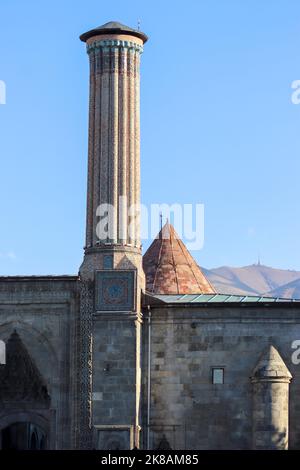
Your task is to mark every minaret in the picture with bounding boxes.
[80,21,147,284]
[77,22,147,450]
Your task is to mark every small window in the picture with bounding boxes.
[0,340,6,365]
[212,367,224,384]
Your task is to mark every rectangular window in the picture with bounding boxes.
[0,340,5,365]
[212,367,224,384]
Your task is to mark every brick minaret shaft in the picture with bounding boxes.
[85,35,142,248]
[80,23,147,276]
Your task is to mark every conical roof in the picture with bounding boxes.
[80,21,148,43]
[143,222,216,295]
[251,345,292,381]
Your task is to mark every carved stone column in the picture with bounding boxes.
[76,281,94,449]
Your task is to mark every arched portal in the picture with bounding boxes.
[1,422,47,450]
[0,331,51,449]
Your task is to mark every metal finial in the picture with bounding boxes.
[159,212,163,239]
[257,252,261,266]
[137,19,141,31]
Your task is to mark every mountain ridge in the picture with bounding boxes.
[203,264,300,298]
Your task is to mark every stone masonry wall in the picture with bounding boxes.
[142,305,300,449]
[0,277,79,449]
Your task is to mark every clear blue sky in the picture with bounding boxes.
[1,0,300,275]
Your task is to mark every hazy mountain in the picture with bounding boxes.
[265,278,300,299]
[203,264,300,298]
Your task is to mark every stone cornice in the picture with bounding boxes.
[251,376,292,384]
[84,245,142,255]
[93,311,143,322]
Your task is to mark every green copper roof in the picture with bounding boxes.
[151,293,300,303]
[80,21,148,43]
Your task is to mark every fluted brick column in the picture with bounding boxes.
[84,38,144,249]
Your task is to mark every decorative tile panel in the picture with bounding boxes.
[95,270,136,312]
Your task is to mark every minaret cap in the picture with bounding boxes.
[80,21,148,43]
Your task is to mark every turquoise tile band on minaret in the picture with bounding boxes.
[87,40,144,55]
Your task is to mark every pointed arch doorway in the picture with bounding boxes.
[1,422,47,450]
[0,330,51,449]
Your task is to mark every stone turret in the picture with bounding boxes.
[251,345,292,450]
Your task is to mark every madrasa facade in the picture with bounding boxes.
[1,21,300,451]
